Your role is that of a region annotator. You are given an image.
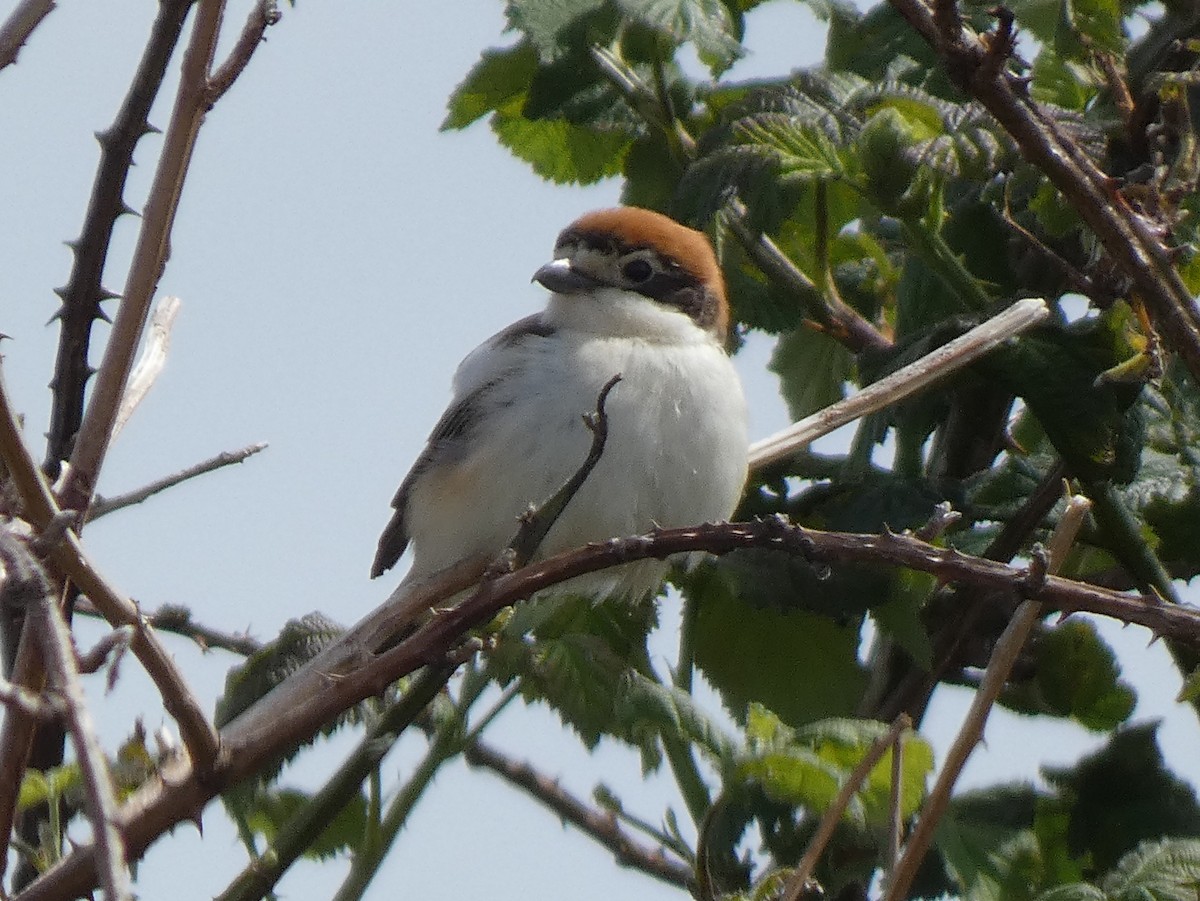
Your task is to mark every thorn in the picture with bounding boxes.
[53,285,68,300]
[94,305,113,325]
[94,127,115,146]
[45,305,68,326]
[143,122,162,137]
[118,200,138,218]
[62,238,81,253]
[191,813,204,836]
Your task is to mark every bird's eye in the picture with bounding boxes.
[622,259,654,283]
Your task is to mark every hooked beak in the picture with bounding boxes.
[532,258,602,295]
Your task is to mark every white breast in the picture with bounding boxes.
[403,290,749,601]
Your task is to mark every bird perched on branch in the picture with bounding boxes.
[371,207,748,611]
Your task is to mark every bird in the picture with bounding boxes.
[371,206,749,620]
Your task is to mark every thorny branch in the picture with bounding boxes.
[42,0,193,479]
[14,513,1200,901]
[885,0,1200,384]
[59,0,276,514]
[0,531,130,900]
[0,0,55,72]
[463,739,695,891]
[885,494,1093,901]
[87,442,268,522]
[0,370,219,764]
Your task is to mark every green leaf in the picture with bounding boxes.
[1057,0,1124,57]
[733,113,847,182]
[737,716,933,826]
[769,324,854,420]
[488,594,659,758]
[1043,724,1200,873]
[615,0,745,71]
[1029,618,1136,731]
[988,308,1146,484]
[615,671,739,763]
[506,0,611,61]
[1030,50,1097,110]
[491,110,633,184]
[442,43,539,130]
[215,613,346,730]
[1036,884,1108,901]
[1102,839,1200,901]
[242,788,369,861]
[686,562,867,726]
[935,784,1042,896]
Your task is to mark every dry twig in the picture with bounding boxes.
[884,493,1093,900]
[780,715,912,901]
[0,0,55,71]
[750,297,1050,470]
[88,442,268,522]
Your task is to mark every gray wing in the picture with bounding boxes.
[369,314,556,579]
[370,391,486,578]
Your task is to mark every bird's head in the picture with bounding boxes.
[533,207,729,344]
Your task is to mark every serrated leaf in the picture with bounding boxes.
[738,716,933,826]
[935,784,1043,895]
[242,788,369,861]
[615,671,739,763]
[769,325,854,420]
[442,43,539,130]
[488,594,660,761]
[506,0,611,61]
[733,113,847,181]
[686,562,867,726]
[1102,839,1200,901]
[1031,618,1136,731]
[491,110,633,184]
[616,0,745,71]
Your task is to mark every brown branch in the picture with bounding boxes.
[462,739,695,891]
[0,673,62,720]
[87,442,268,522]
[885,494,1092,901]
[42,0,193,479]
[0,0,55,71]
[886,0,1200,384]
[14,513,1199,901]
[76,600,261,657]
[781,715,912,901]
[725,211,893,355]
[60,0,226,513]
[0,371,219,766]
[206,0,280,105]
[32,574,131,901]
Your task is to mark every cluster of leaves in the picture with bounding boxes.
[429,0,1200,895]
[205,0,1200,897]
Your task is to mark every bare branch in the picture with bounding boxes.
[0,369,219,768]
[60,0,248,513]
[43,0,193,479]
[16,513,1200,901]
[749,297,1051,471]
[463,739,695,891]
[780,715,912,901]
[32,573,131,901]
[206,0,281,105]
[76,600,261,656]
[887,0,1200,384]
[0,673,61,720]
[884,493,1093,901]
[87,442,268,522]
[0,0,55,72]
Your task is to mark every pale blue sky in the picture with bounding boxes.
[1,2,1196,899]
